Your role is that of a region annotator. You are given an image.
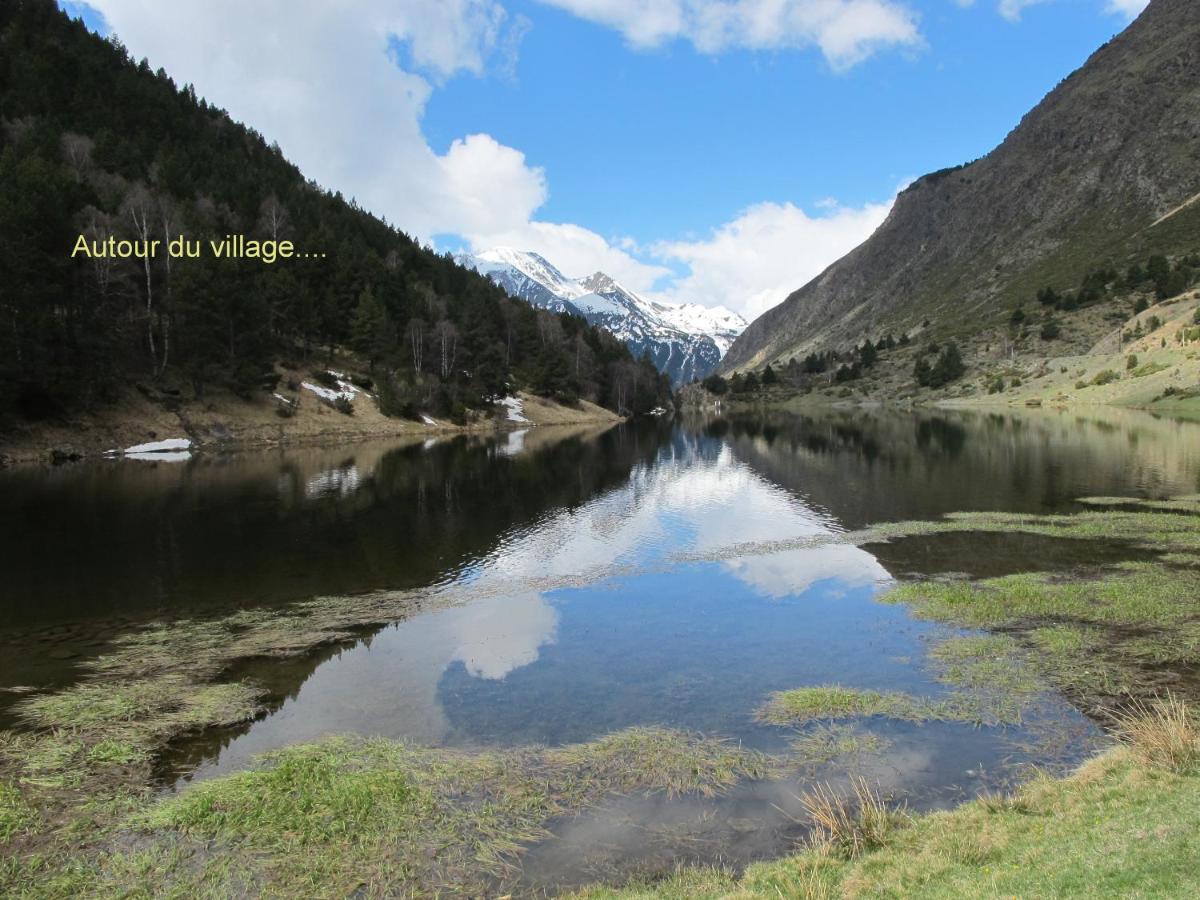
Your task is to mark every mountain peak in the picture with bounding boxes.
[463,248,746,384]
[579,272,620,294]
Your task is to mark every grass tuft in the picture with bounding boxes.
[1109,693,1200,774]
[799,776,905,859]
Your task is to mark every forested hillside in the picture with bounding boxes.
[0,0,670,428]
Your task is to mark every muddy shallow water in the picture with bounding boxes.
[4,406,1200,891]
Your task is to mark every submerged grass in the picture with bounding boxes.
[574,704,1200,899]
[59,728,764,897]
[756,686,943,725]
[787,725,891,767]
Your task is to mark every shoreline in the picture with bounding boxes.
[0,386,622,468]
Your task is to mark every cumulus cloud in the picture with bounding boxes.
[997,0,1046,20]
[651,196,893,319]
[466,221,674,292]
[998,0,1145,21]
[78,0,540,243]
[1103,0,1148,17]
[73,1,899,323]
[537,0,923,70]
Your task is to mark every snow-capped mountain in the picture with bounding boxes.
[456,248,747,385]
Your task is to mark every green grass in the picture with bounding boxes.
[0,781,36,843]
[755,685,1004,726]
[756,686,944,725]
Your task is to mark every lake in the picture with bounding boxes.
[3,407,1198,892]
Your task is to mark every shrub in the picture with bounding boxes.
[1040,320,1060,340]
[987,377,1005,395]
[333,396,354,416]
[1091,369,1119,386]
[1126,354,1139,371]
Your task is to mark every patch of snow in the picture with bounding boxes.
[273,393,295,406]
[648,406,668,416]
[109,437,192,456]
[302,381,354,405]
[125,451,191,463]
[301,372,368,407]
[497,396,530,423]
[570,291,627,317]
[472,247,588,300]
[420,414,437,426]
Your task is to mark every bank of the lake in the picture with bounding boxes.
[0,369,621,467]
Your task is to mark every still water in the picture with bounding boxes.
[3,407,1199,890]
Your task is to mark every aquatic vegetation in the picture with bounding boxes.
[5,677,263,789]
[927,633,1041,697]
[118,728,765,897]
[758,676,1030,729]
[756,686,951,725]
[787,725,891,766]
[573,740,1200,899]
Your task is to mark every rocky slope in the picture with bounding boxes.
[723,0,1200,373]
[459,248,746,385]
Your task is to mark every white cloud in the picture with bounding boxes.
[74,1,898,324]
[997,0,1045,20]
[998,0,1146,21]
[1103,0,1148,17]
[537,0,923,70]
[79,0,540,243]
[466,220,674,292]
[651,196,893,319]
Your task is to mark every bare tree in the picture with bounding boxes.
[407,318,425,374]
[60,132,94,181]
[158,198,183,374]
[536,310,562,348]
[80,208,118,304]
[436,320,458,380]
[257,194,290,241]
[121,184,158,373]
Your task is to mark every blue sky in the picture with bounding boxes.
[64,0,1146,319]
[423,0,1125,244]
